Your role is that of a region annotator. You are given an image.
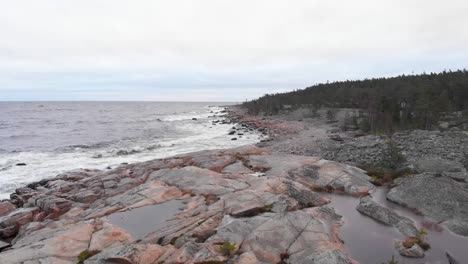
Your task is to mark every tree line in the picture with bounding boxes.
[242,70,468,133]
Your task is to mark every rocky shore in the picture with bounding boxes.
[0,145,373,264]
[0,106,467,263]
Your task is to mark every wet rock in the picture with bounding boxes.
[92,153,103,159]
[395,240,425,258]
[228,131,236,135]
[357,196,418,237]
[231,137,237,140]
[15,163,27,166]
[387,173,468,236]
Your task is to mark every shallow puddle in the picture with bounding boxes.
[328,187,468,264]
[108,199,185,239]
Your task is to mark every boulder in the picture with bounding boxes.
[287,161,373,196]
[395,240,425,258]
[0,201,16,217]
[34,196,73,216]
[357,196,418,237]
[0,207,40,238]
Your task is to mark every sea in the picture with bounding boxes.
[0,102,262,199]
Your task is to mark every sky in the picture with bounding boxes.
[1,0,468,102]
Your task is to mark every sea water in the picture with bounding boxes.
[0,102,261,199]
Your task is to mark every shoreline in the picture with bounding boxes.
[0,106,466,263]
[0,104,262,199]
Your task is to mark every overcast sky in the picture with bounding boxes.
[1,0,467,101]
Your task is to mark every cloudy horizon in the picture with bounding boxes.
[1,0,468,101]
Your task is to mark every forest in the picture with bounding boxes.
[242,70,468,133]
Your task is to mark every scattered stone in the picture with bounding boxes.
[395,240,425,258]
[92,154,103,159]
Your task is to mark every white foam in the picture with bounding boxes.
[0,107,260,199]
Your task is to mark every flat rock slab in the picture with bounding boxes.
[414,157,468,182]
[387,173,468,236]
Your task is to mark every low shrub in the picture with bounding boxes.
[77,250,99,264]
[363,139,408,185]
[382,256,398,264]
[402,228,430,251]
[220,241,237,256]
[379,139,406,170]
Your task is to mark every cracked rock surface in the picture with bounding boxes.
[0,145,373,264]
[387,173,468,236]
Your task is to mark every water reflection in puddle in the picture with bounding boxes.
[108,199,185,239]
[328,187,468,264]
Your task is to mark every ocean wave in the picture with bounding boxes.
[59,142,111,151]
[2,134,38,140]
[114,148,144,156]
